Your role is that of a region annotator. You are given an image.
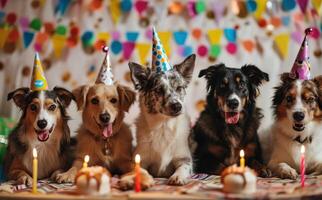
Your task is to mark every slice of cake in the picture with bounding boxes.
[221,165,257,194]
[75,166,111,195]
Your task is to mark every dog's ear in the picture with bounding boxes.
[174,54,196,83]
[313,75,322,109]
[53,87,75,108]
[128,62,149,90]
[280,72,296,83]
[72,85,90,110]
[7,87,30,109]
[117,84,136,112]
[241,64,269,86]
[198,63,226,93]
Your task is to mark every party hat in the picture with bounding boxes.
[96,46,114,85]
[30,52,48,91]
[289,28,313,80]
[152,27,172,72]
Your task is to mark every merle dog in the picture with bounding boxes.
[192,63,271,177]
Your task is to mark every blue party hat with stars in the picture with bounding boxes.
[152,27,172,72]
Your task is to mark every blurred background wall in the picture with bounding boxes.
[0,0,321,135]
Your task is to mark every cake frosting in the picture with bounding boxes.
[221,165,257,194]
[75,166,111,195]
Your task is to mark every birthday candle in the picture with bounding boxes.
[32,148,38,194]
[300,145,305,188]
[83,155,89,168]
[135,154,141,192]
[240,150,245,168]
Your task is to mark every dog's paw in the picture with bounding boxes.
[276,163,298,180]
[168,174,188,186]
[119,173,135,190]
[16,175,33,186]
[55,171,76,183]
[258,166,272,178]
[140,170,154,190]
[119,169,154,190]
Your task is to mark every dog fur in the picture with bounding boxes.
[4,87,75,185]
[54,83,154,187]
[119,54,196,188]
[267,74,322,179]
[192,63,271,177]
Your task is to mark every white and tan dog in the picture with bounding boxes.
[267,73,322,179]
[120,54,196,188]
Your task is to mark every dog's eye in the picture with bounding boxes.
[307,97,315,103]
[176,86,184,92]
[30,104,38,111]
[286,96,293,103]
[48,104,57,111]
[239,81,245,89]
[91,98,99,105]
[110,98,117,104]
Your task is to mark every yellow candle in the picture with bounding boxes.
[240,150,245,168]
[83,155,89,168]
[32,148,38,194]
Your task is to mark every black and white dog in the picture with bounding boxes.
[192,63,271,177]
[267,74,322,179]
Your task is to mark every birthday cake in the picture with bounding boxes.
[221,165,257,194]
[75,166,111,195]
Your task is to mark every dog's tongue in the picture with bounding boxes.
[225,112,240,124]
[37,131,49,142]
[102,124,113,138]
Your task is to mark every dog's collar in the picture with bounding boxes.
[293,136,312,144]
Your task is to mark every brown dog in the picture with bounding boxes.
[4,87,75,185]
[55,83,153,188]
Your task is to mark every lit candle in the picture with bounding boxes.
[32,148,38,194]
[135,154,141,192]
[300,145,305,188]
[240,150,245,168]
[83,155,89,168]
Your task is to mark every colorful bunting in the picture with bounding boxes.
[173,31,188,45]
[0,28,9,48]
[242,40,255,52]
[226,42,237,54]
[273,33,290,59]
[111,40,122,54]
[109,0,121,24]
[224,28,237,42]
[126,32,139,42]
[122,41,136,59]
[207,29,223,44]
[134,0,148,16]
[281,0,296,12]
[52,34,66,58]
[157,31,172,57]
[209,44,221,57]
[253,0,266,19]
[23,31,34,48]
[120,0,133,12]
[136,43,150,64]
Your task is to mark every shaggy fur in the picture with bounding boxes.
[4,87,75,185]
[192,63,271,177]
[55,83,153,189]
[119,54,196,188]
[267,74,322,179]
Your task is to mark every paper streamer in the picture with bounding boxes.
[123,41,136,60]
[136,43,150,64]
[52,34,66,58]
[173,31,188,45]
[207,29,223,44]
[273,33,290,59]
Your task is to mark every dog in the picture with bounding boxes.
[54,82,154,188]
[119,54,196,188]
[267,73,322,179]
[192,63,271,177]
[4,87,75,185]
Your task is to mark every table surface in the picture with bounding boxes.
[1,175,322,200]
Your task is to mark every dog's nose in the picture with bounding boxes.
[99,113,110,123]
[37,120,47,129]
[293,112,305,122]
[227,99,239,109]
[170,102,182,113]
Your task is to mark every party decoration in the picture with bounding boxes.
[187,0,197,17]
[281,15,290,26]
[309,27,320,39]
[300,145,305,188]
[136,43,150,64]
[226,42,237,54]
[152,27,172,72]
[55,25,67,36]
[273,33,290,59]
[0,28,9,49]
[135,154,141,193]
[109,0,121,24]
[207,29,223,44]
[97,32,110,43]
[32,148,38,194]
[291,31,303,44]
[6,12,16,25]
[157,31,171,57]
[19,17,29,30]
[246,0,257,13]
[183,45,193,57]
[290,28,312,80]
[7,28,19,43]
[31,52,48,91]
[23,31,34,48]
[242,40,255,52]
[195,0,206,14]
[168,1,184,14]
[30,18,42,31]
[253,0,266,19]
[281,0,296,11]
[134,0,148,16]
[81,31,94,47]
[89,0,103,11]
[123,41,136,60]
[197,44,208,57]
[120,0,132,12]
[96,46,114,85]
[192,28,202,40]
[312,0,322,12]
[297,0,309,13]
[212,0,226,22]
[54,0,71,16]
[224,28,237,42]
[173,31,188,45]
[112,31,121,40]
[111,40,122,54]
[240,150,245,168]
[126,32,139,42]
[52,34,66,58]
[210,44,221,57]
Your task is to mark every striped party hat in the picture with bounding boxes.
[96,46,114,85]
[152,27,172,72]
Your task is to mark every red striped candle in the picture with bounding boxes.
[300,145,305,188]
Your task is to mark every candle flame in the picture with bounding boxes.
[135,154,141,164]
[301,145,305,154]
[33,148,37,158]
[240,149,244,157]
[84,155,89,163]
